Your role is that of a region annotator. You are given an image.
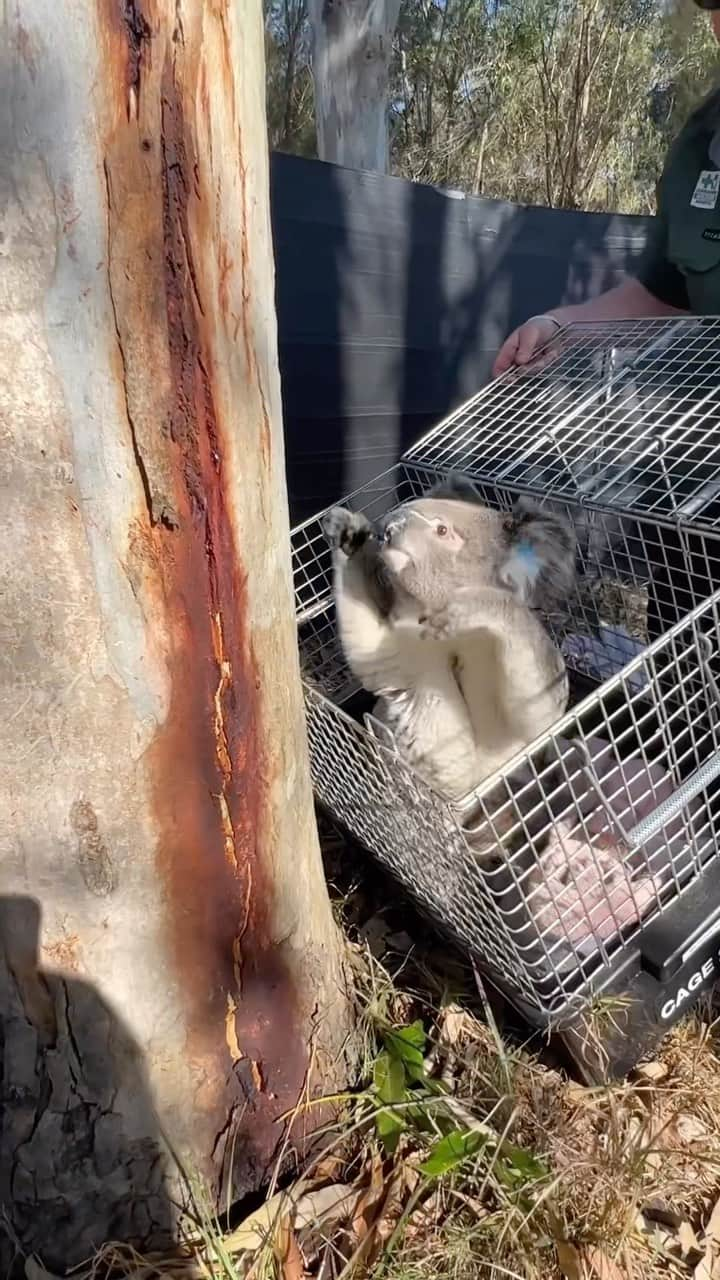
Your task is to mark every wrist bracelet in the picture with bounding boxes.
[528,314,563,332]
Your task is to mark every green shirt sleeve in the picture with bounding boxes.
[634,183,690,310]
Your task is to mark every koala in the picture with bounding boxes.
[322,474,576,807]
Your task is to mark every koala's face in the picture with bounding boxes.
[378,497,504,607]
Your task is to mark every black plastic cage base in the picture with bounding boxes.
[495,855,720,1083]
[324,800,720,1084]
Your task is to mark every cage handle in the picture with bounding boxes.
[626,631,720,847]
[575,630,720,853]
[624,749,720,850]
[575,741,720,857]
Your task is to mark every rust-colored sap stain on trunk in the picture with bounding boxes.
[98,0,314,1190]
[100,0,151,116]
[145,44,311,1187]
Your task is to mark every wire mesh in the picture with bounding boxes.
[292,316,720,1018]
[293,462,720,701]
[302,580,720,1014]
[292,460,720,1016]
[402,317,720,531]
[292,467,430,623]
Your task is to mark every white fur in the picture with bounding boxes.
[331,550,478,799]
[332,549,567,804]
[450,587,568,782]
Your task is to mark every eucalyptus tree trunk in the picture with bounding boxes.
[0,0,352,1268]
[309,0,402,172]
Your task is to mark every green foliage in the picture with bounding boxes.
[264,0,720,214]
[382,1020,428,1082]
[264,0,316,156]
[371,1022,440,1156]
[366,1017,548,1206]
[391,0,719,210]
[374,1050,407,1106]
[419,1128,488,1176]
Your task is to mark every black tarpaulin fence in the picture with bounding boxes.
[270,151,652,523]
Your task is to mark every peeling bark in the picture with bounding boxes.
[0,0,353,1267]
[308,0,401,174]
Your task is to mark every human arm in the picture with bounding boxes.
[493,122,697,379]
[492,277,689,378]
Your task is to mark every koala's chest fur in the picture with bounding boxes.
[374,652,477,801]
[324,488,573,806]
[374,604,520,800]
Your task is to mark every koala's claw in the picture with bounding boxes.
[420,604,457,641]
[322,506,373,555]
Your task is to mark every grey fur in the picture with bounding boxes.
[425,475,576,608]
[322,480,576,812]
[322,507,395,618]
[503,496,576,608]
[425,472,484,505]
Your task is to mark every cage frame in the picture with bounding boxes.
[291,316,720,1079]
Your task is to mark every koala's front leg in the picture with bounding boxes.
[423,588,568,740]
[322,506,375,557]
[322,505,399,689]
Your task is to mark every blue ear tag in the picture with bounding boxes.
[514,540,540,580]
[502,540,540,597]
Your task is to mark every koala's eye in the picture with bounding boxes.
[436,523,449,537]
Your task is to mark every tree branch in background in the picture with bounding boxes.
[264,0,720,213]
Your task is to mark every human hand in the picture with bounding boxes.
[492,314,562,378]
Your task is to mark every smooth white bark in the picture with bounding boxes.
[309,0,401,173]
[0,0,351,1265]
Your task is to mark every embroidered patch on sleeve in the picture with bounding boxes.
[691,170,720,209]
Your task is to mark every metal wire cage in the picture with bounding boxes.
[290,317,720,1031]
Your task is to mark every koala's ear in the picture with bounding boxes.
[499,497,576,605]
[425,472,483,504]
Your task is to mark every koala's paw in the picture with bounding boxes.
[322,506,373,555]
[420,602,460,641]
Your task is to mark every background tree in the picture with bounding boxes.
[266,0,720,212]
[308,0,403,172]
[266,0,316,153]
[0,0,353,1267]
